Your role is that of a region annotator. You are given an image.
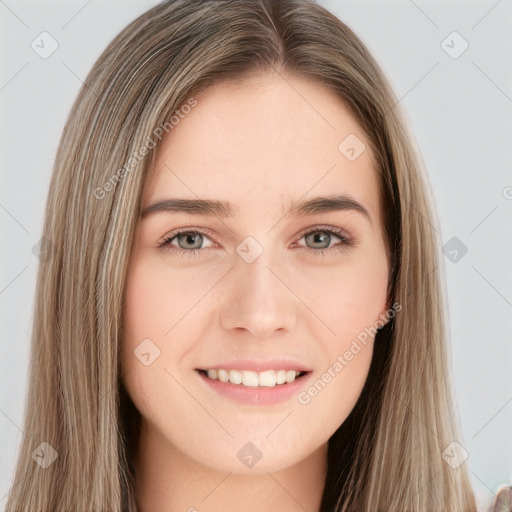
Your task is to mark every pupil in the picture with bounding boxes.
[180,233,202,249]
[308,232,330,249]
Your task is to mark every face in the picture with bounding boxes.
[121,70,391,475]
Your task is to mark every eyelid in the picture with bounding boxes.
[158,226,217,249]
[292,224,352,246]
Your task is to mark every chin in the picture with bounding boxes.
[192,435,306,475]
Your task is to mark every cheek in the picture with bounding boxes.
[294,260,385,429]
[121,257,182,393]
[123,258,183,339]
[297,342,373,439]
[121,254,226,399]
[121,256,206,428]
[122,254,221,348]
[294,247,389,343]
[291,245,387,415]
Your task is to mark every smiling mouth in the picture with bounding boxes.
[196,368,310,388]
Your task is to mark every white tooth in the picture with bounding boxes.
[285,370,297,383]
[206,368,303,386]
[258,370,276,387]
[241,370,259,387]
[276,370,286,385]
[218,369,229,382]
[229,369,242,384]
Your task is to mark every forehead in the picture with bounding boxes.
[144,70,382,226]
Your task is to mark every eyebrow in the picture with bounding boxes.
[141,194,372,224]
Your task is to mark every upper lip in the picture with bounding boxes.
[196,359,313,372]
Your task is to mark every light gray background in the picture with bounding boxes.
[1,1,511,510]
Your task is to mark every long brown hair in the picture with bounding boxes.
[5,1,477,510]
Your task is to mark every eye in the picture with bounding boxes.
[294,226,354,255]
[158,225,354,259]
[159,229,215,254]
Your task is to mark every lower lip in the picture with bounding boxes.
[196,370,312,405]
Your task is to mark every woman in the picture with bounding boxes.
[5,0,478,510]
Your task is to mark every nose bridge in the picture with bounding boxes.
[238,249,278,300]
[219,239,297,336]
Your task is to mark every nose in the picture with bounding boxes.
[219,248,297,338]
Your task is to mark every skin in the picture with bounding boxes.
[121,69,391,512]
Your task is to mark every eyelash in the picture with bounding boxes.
[158,226,354,260]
